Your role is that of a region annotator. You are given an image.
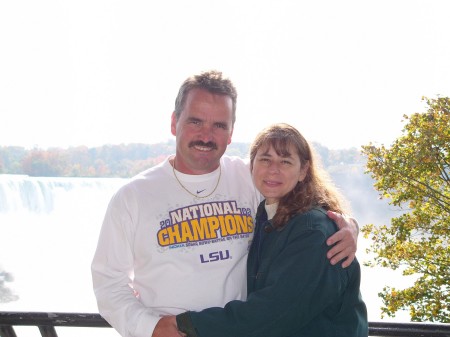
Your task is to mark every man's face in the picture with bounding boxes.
[171,88,234,174]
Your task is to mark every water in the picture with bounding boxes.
[0,174,413,336]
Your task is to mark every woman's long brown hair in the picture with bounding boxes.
[250,123,350,229]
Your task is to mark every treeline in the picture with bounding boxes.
[0,141,364,178]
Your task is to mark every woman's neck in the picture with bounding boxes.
[264,201,278,220]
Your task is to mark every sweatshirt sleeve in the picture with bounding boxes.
[91,189,160,337]
[177,217,348,337]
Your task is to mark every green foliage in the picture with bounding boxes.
[361,96,450,322]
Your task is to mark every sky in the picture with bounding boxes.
[1,0,449,150]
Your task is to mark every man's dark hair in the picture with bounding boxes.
[174,70,237,124]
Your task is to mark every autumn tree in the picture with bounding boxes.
[22,148,67,177]
[361,96,450,322]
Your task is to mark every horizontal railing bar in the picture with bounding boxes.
[1,312,450,337]
[369,321,450,337]
[0,312,110,328]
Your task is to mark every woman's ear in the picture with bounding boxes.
[298,161,310,182]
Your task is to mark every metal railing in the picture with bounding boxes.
[1,312,450,337]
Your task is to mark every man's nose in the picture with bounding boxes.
[197,125,214,142]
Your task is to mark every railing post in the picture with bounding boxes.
[38,325,58,337]
[0,325,18,337]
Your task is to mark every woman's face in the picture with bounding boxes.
[252,143,308,205]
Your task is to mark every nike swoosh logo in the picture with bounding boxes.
[197,189,206,194]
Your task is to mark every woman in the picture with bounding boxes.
[173,123,368,336]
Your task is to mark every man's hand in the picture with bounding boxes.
[152,316,186,337]
[326,211,359,268]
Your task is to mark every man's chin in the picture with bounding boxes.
[191,157,220,173]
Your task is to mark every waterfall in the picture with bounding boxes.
[0,174,127,317]
[0,175,127,214]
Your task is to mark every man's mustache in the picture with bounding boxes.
[188,141,218,150]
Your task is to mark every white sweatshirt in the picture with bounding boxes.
[91,155,261,337]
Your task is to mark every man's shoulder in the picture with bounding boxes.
[221,155,252,180]
[109,159,170,200]
[122,157,170,187]
[221,155,250,168]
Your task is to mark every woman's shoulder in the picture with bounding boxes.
[290,207,337,236]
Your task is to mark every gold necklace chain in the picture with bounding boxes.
[172,158,222,199]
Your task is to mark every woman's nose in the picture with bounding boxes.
[268,162,280,173]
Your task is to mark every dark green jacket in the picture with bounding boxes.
[177,203,368,337]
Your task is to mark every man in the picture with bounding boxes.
[91,70,358,337]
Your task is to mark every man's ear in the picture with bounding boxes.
[171,112,177,136]
[227,127,234,145]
